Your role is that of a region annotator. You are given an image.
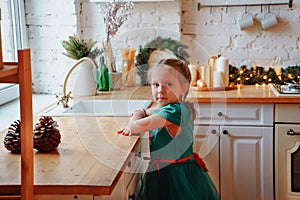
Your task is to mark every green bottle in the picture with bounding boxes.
[95,56,109,91]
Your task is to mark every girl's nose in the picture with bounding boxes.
[157,85,165,93]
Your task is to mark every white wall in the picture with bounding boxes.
[25,0,300,94]
[26,0,181,94]
[182,0,300,68]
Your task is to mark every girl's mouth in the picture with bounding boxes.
[156,97,167,101]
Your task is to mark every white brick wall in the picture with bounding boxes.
[182,0,300,68]
[25,0,300,94]
[26,0,181,94]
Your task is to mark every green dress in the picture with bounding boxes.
[138,103,219,200]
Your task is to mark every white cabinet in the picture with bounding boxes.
[96,137,147,200]
[193,103,274,200]
[220,125,273,200]
[193,125,220,192]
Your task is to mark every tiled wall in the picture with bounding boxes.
[25,0,300,94]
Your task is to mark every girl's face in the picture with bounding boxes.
[150,67,188,107]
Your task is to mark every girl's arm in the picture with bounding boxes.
[117,107,166,136]
[117,106,181,137]
[144,105,159,116]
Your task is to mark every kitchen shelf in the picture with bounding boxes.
[0,49,33,200]
[198,0,293,10]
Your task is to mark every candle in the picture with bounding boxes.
[199,65,206,80]
[206,66,213,87]
[213,70,223,88]
[208,56,217,70]
[216,56,229,87]
[188,64,198,86]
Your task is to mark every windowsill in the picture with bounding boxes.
[0,84,19,106]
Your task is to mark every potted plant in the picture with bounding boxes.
[61,35,102,60]
[61,35,104,96]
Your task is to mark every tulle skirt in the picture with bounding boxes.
[138,161,219,200]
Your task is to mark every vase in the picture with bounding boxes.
[109,72,122,90]
[103,40,116,72]
[95,55,109,91]
[137,64,150,86]
[73,58,97,97]
[121,48,136,87]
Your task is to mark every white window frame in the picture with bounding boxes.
[0,0,27,105]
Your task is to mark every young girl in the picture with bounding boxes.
[117,58,219,200]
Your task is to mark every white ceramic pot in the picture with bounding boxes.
[73,59,97,97]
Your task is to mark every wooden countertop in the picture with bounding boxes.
[0,117,140,196]
[0,84,299,196]
[92,84,300,103]
[187,84,300,103]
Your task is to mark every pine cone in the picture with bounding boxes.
[34,116,61,152]
[3,120,21,154]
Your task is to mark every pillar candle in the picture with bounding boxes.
[188,64,198,86]
[208,56,217,70]
[199,65,206,80]
[213,70,223,88]
[216,56,229,87]
[208,66,214,88]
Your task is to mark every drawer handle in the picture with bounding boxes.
[217,112,223,117]
[223,130,228,135]
[211,129,217,134]
[135,151,141,158]
[287,129,300,136]
[128,193,136,200]
[127,161,132,168]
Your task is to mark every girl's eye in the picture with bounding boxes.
[152,83,160,87]
[166,82,172,87]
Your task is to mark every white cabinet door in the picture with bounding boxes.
[193,125,220,193]
[220,126,273,200]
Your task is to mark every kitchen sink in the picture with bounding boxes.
[40,99,152,117]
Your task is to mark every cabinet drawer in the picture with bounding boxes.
[125,173,140,200]
[122,137,149,186]
[275,104,300,123]
[194,103,273,126]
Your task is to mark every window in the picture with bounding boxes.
[1,0,27,61]
[0,0,27,105]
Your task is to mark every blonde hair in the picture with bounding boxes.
[148,58,196,120]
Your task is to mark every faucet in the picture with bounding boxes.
[57,57,97,108]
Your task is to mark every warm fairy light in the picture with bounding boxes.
[263,75,267,79]
[262,83,266,87]
[237,77,241,81]
[255,83,259,87]
[239,70,243,74]
[268,78,272,82]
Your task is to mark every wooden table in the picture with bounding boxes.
[0,116,140,196]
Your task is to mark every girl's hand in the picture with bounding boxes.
[117,128,132,136]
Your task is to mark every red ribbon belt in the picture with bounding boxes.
[144,153,208,176]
